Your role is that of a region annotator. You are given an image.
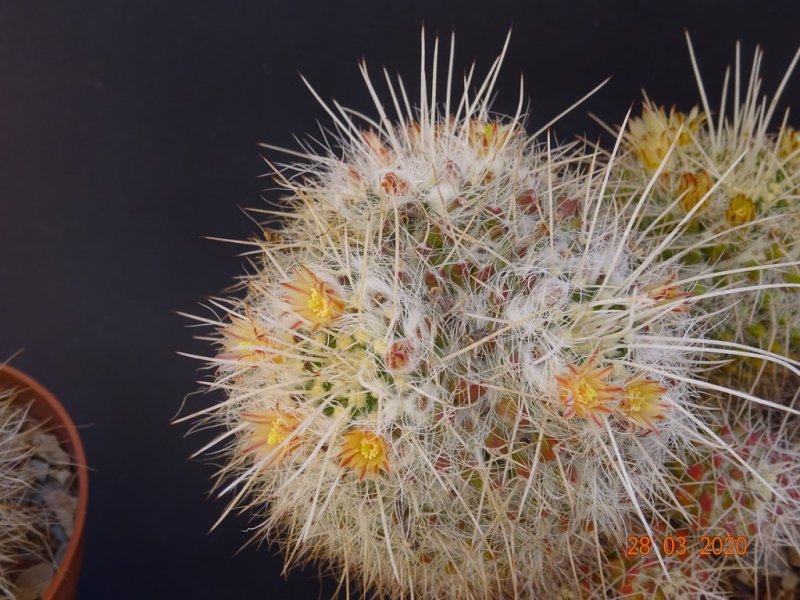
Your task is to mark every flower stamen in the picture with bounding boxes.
[243,407,302,466]
[280,266,346,330]
[339,430,390,479]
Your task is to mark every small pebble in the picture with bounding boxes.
[27,459,49,482]
[31,432,70,465]
[50,524,68,545]
[37,481,58,497]
[49,468,71,486]
[42,489,76,534]
[54,541,68,567]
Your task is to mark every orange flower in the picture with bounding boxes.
[219,308,284,364]
[620,377,668,432]
[555,356,621,425]
[280,266,345,330]
[339,430,390,479]
[243,407,303,466]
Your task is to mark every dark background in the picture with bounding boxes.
[0,1,798,598]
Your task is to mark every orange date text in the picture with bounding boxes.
[625,535,748,557]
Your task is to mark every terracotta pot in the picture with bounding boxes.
[0,365,88,600]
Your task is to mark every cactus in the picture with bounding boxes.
[610,36,800,404]
[601,36,800,597]
[0,389,44,597]
[182,34,800,599]
[579,525,729,600]
[668,416,800,569]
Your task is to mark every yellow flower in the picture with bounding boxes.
[339,430,389,479]
[242,407,303,466]
[677,170,713,214]
[725,194,756,225]
[620,377,668,432]
[555,355,621,425]
[779,126,800,159]
[280,266,345,330]
[625,104,703,172]
[219,308,284,364]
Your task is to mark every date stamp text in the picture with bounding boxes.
[626,535,748,557]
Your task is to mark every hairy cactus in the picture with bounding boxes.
[581,526,729,600]
[669,416,800,565]
[601,36,800,598]
[0,389,42,597]
[610,37,800,404]
[183,34,800,599]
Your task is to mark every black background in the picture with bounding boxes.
[0,1,798,598]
